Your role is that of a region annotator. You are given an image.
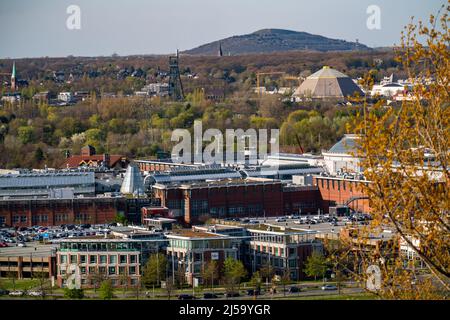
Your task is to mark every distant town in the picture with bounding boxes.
[0,7,448,301]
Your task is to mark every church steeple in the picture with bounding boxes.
[11,61,16,92]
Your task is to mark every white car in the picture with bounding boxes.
[9,290,25,296]
[28,290,43,297]
[276,218,287,222]
[321,285,337,291]
[16,242,26,247]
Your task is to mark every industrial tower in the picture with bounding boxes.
[168,50,184,101]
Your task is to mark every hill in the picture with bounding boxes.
[183,29,370,56]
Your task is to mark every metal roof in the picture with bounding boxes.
[327,134,360,154]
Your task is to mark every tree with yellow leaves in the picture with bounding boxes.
[341,2,449,299]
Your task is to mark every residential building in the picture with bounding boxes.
[64,145,129,170]
[55,235,164,288]
[246,226,322,280]
[166,229,240,285]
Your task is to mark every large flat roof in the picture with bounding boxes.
[166,229,227,239]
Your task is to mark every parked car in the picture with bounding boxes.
[288,286,300,293]
[203,293,218,299]
[178,294,195,300]
[225,292,240,298]
[0,289,10,296]
[246,289,261,296]
[28,290,43,297]
[16,242,26,247]
[0,242,8,247]
[275,218,286,222]
[321,285,338,291]
[9,290,25,297]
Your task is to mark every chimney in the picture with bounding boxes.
[103,153,111,168]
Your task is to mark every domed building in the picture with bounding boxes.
[293,66,363,99]
[322,134,362,175]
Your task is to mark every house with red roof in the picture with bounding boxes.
[63,145,129,170]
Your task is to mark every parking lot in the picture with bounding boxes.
[0,223,118,248]
[223,213,373,235]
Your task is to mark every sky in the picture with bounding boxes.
[0,0,445,58]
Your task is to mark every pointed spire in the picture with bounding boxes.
[11,61,16,92]
[11,61,16,78]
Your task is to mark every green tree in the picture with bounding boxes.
[304,251,329,281]
[99,279,114,300]
[223,257,247,293]
[114,213,128,226]
[18,126,35,144]
[63,288,84,299]
[201,260,219,290]
[142,253,167,288]
[250,271,262,292]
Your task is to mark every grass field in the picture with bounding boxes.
[0,278,43,291]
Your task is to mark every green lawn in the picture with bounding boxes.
[0,278,43,291]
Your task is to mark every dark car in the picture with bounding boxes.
[0,289,10,296]
[178,294,195,300]
[225,292,240,298]
[246,289,261,296]
[203,293,218,299]
[288,286,300,293]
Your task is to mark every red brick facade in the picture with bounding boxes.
[0,198,126,228]
[313,176,370,213]
[153,181,325,224]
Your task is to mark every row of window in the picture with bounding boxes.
[60,265,137,276]
[59,254,138,265]
[55,214,70,222]
[32,215,48,223]
[251,245,286,257]
[12,216,27,223]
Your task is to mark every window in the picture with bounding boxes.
[119,255,127,264]
[89,267,96,274]
[89,255,97,264]
[129,266,136,275]
[99,255,107,264]
[109,255,117,264]
[60,255,67,264]
[129,255,137,264]
[0,216,5,224]
[119,266,126,275]
[99,266,106,274]
[130,279,137,286]
[20,216,27,223]
[80,267,86,274]
[60,269,66,275]
[80,255,87,264]
[70,255,77,264]
[108,266,116,275]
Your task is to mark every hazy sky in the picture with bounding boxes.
[0,0,444,58]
